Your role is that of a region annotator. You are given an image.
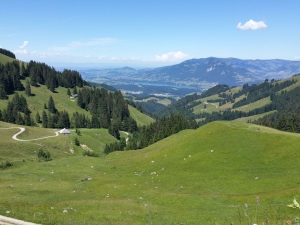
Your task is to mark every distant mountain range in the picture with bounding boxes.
[80,57,300,96]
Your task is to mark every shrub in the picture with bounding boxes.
[74,137,80,146]
[83,150,99,157]
[0,161,13,169]
[37,149,51,161]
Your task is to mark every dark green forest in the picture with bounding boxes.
[0,48,16,59]
[104,113,198,154]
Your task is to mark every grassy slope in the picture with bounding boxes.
[135,97,172,106]
[192,76,300,119]
[0,53,15,64]
[1,120,300,224]
[128,105,155,126]
[234,96,272,112]
[235,110,277,122]
[0,81,91,118]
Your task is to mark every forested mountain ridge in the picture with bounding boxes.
[152,74,300,134]
[81,57,300,92]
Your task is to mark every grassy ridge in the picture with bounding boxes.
[128,105,155,126]
[1,121,300,224]
[0,53,15,64]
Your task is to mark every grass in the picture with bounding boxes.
[1,120,300,224]
[128,105,155,126]
[235,110,277,122]
[193,102,219,114]
[0,81,91,118]
[234,96,272,112]
[135,97,172,106]
[0,53,15,64]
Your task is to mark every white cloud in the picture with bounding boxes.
[85,55,91,58]
[155,51,189,61]
[0,46,2,48]
[20,41,29,49]
[98,55,106,59]
[14,41,29,55]
[14,49,28,55]
[295,56,300,60]
[237,19,267,30]
[50,38,117,52]
[110,57,118,60]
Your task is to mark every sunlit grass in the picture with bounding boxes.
[128,105,155,126]
[1,121,300,224]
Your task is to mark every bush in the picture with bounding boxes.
[0,161,13,169]
[37,149,51,161]
[74,137,80,146]
[82,150,99,157]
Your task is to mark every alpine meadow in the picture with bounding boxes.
[2,4,300,223]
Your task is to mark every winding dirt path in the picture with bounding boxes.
[121,131,129,143]
[0,215,41,225]
[0,127,59,142]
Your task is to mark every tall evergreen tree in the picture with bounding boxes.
[36,111,41,124]
[25,79,31,96]
[42,110,48,128]
[48,96,56,113]
[73,86,77,95]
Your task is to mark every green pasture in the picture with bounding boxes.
[235,110,277,123]
[135,97,172,106]
[1,121,300,224]
[0,53,15,64]
[128,105,155,126]
[193,102,220,114]
[234,96,272,112]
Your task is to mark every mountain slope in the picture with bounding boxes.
[81,57,300,93]
[0,120,299,224]
[0,53,16,64]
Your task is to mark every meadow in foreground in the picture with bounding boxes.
[1,121,300,224]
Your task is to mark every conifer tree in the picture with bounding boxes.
[36,111,41,123]
[25,79,31,96]
[48,96,56,113]
[42,110,48,128]
[73,86,77,95]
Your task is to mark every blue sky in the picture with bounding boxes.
[1,0,300,68]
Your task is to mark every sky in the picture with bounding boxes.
[1,0,300,69]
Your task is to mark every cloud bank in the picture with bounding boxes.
[237,20,267,30]
[155,51,188,61]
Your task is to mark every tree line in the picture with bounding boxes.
[0,48,16,59]
[27,61,89,92]
[104,114,198,154]
[77,87,138,136]
[0,61,24,99]
[252,84,300,132]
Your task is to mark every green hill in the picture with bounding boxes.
[128,105,155,126]
[0,52,16,64]
[0,120,299,224]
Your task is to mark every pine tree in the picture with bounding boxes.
[67,88,71,96]
[48,96,56,113]
[36,111,41,123]
[25,79,31,96]
[42,110,48,128]
[0,86,8,99]
[73,86,77,95]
